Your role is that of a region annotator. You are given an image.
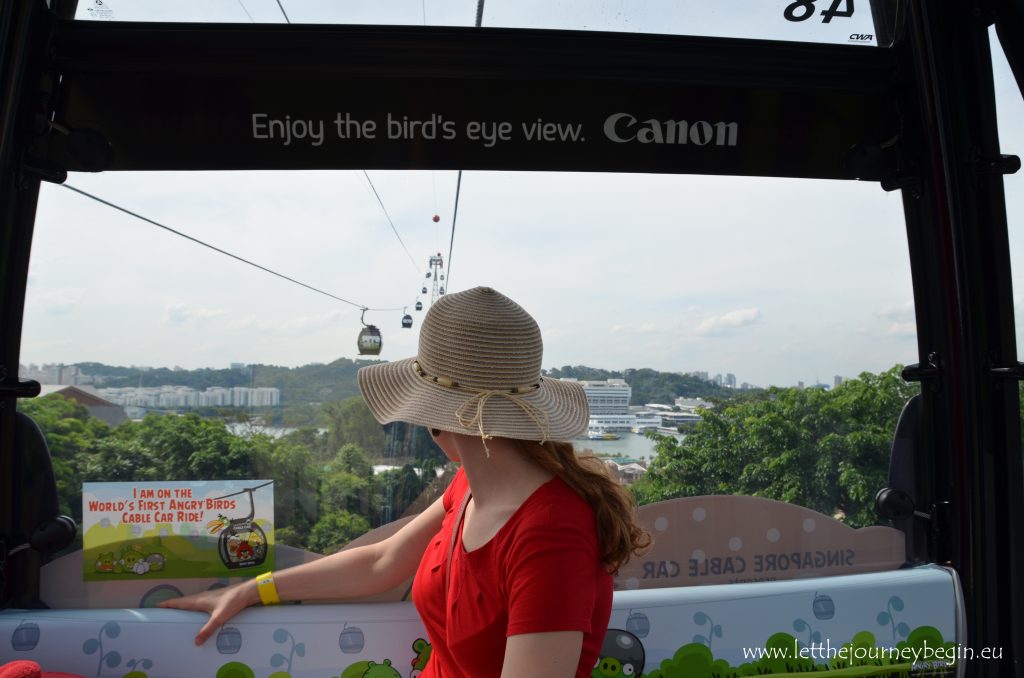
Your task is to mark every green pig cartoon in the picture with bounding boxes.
[146,552,165,572]
[361,660,400,678]
[95,552,116,573]
[592,629,645,677]
[338,660,401,678]
[120,545,151,575]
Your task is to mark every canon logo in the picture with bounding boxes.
[603,113,738,146]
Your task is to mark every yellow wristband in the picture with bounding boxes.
[255,572,280,605]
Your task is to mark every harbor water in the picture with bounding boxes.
[576,432,683,465]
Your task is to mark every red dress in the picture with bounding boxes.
[412,468,612,677]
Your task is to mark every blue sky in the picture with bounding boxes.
[17,2,1024,388]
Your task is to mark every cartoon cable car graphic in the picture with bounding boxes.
[205,482,272,570]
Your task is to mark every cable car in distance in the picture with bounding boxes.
[415,301,423,311]
[357,309,382,355]
[421,286,427,294]
[402,314,413,328]
[357,325,382,355]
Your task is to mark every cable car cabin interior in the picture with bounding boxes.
[1,0,1023,676]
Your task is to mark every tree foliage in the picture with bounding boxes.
[632,367,919,527]
[21,364,925,556]
[324,397,387,458]
[308,510,371,554]
[624,367,734,404]
[17,394,437,554]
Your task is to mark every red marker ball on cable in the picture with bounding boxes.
[432,214,440,222]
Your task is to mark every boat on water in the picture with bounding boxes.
[588,427,621,440]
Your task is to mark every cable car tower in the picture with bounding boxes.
[426,252,445,303]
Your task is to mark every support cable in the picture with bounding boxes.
[235,0,255,23]
[61,184,403,311]
[446,172,462,288]
[445,0,484,288]
[274,0,291,24]
[363,170,422,274]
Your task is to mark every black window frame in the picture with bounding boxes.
[1,1,1022,672]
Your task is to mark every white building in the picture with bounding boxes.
[660,411,703,431]
[200,387,231,407]
[675,397,712,411]
[603,459,648,485]
[20,363,86,385]
[250,387,281,407]
[580,378,632,415]
[630,410,664,433]
[231,387,250,407]
[97,385,279,410]
[560,378,638,434]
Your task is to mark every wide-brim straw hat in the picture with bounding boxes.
[357,286,589,442]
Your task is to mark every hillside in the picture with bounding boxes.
[544,365,733,404]
[80,360,732,408]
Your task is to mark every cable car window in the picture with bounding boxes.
[6,0,1023,670]
[19,168,915,563]
[71,0,892,47]
[991,31,1024,363]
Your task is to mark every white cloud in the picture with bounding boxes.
[33,288,84,315]
[227,309,348,335]
[23,337,74,352]
[696,308,761,336]
[886,322,917,338]
[609,323,659,335]
[874,301,917,339]
[878,301,915,321]
[165,303,227,325]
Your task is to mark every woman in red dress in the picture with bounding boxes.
[162,286,650,677]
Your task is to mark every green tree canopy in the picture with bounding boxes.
[308,510,371,553]
[321,461,372,516]
[632,366,919,527]
[324,397,387,457]
[118,413,270,480]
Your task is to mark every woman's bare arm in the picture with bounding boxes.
[159,495,446,645]
[501,631,585,678]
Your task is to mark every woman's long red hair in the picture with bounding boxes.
[516,440,651,574]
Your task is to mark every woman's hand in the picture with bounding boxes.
[155,495,447,648]
[157,579,258,645]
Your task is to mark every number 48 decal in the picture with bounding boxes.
[784,0,854,23]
